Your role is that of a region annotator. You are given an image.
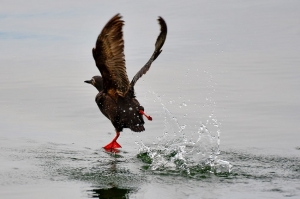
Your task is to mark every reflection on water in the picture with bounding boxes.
[104,148,121,154]
[88,187,133,199]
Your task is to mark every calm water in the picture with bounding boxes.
[1,0,300,198]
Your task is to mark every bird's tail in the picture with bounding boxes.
[130,125,145,132]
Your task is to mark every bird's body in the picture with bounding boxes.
[95,90,145,132]
[85,14,167,150]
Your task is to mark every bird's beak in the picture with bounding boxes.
[84,80,92,84]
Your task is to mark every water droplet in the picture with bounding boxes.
[123,110,126,112]
[129,107,133,111]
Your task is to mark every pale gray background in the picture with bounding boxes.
[1,0,299,198]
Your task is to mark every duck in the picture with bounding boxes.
[84,14,167,150]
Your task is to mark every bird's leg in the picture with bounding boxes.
[103,131,122,150]
[139,110,152,121]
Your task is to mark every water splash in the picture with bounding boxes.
[136,92,232,177]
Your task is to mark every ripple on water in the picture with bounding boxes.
[34,143,147,189]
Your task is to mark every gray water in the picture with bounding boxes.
[1,0,300,198]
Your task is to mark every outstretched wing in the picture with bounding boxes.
[92,14,130,97]
[130,16,167,87]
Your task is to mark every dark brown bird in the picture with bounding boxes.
[84,14,167,150]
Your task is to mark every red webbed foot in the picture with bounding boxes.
[103,140,122,149]
[103,132,122,150]
[139,110,152,121]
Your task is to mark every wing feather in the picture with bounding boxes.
[92,14,130,97]
[130,16,167,87]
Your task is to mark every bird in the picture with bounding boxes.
[84,14,167,150]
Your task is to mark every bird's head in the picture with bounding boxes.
[84,76,103,92]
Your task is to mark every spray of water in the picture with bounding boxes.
[136,92,232,177]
